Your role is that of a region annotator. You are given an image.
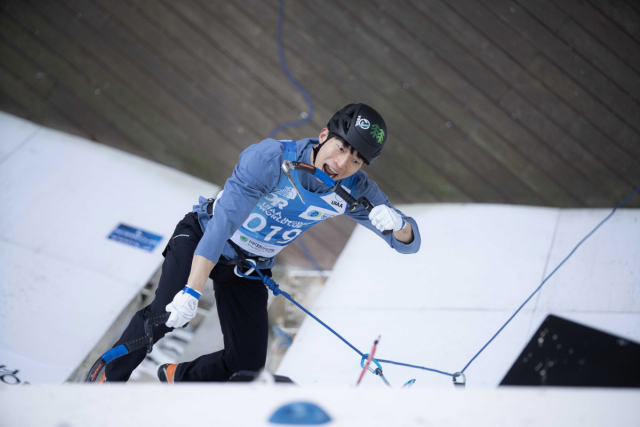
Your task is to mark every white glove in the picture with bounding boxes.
[165,286,201,328]
[368,205,405,233]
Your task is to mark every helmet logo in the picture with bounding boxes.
[355,115,370,130]
[370,124,385,144]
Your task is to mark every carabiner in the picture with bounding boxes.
[360,354,383,372]
[452,372,466,387]
[234,259,257,278]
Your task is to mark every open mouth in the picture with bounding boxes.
[323,164,338,179]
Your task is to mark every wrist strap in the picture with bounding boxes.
[182,286,201,300]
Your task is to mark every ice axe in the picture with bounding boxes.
[85,312,170,383]
[281,160,393,236]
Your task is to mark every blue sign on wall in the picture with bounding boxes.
[108,224,163,252]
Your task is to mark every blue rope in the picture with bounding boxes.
[236,185,639,380]
[460,184,640,373]
[375,359,455,377]
[237,263,364,358]
[268,0,314,139]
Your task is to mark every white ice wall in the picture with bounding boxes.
[277,203,640,388]
[2,385,639,427]
[0,113,219,384]
[1,113,638,426]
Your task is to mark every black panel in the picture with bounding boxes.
[501,315,640,387]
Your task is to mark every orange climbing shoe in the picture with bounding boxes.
[157,364,177,384]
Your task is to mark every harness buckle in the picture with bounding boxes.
[199,198,214,213]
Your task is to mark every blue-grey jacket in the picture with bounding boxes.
[193,138,421,269]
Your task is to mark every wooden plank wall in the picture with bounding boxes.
[1,0,639,270]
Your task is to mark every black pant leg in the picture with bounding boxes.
[105,214,202,382]
[174,265,270,382]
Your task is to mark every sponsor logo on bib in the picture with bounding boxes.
[299,206,338,221]
[321,189,349,214]
[274,186,298,200]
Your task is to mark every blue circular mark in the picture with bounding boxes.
[269,401,331,425]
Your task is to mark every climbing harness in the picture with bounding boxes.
[203,199,268,279]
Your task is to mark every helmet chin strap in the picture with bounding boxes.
[312,132,333,166]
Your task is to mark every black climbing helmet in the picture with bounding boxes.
[325,103,387,165]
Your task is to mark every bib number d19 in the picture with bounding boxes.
[243,213,302,244]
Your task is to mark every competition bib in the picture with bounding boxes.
[230,141,358,257]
